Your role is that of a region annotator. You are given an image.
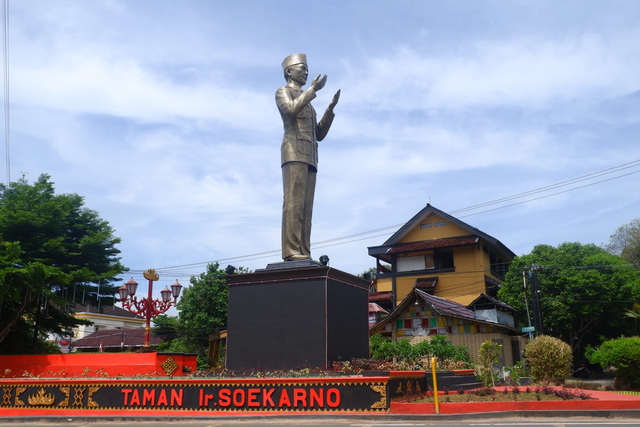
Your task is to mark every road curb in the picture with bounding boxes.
[1,409,640,423]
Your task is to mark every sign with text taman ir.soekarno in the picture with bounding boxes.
[0,377,388,415]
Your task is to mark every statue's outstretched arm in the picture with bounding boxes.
[276,86,317,117]
[316,90,340,142]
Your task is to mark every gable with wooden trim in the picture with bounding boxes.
[368,204,515,307]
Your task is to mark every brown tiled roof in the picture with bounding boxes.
[368,291,393,302]
[484,275,502,291]
[467,293,519,313]
[371,288,520,333]
[387,235,479,254]
[368,303,389,314]
[415,289,476,320]
[71,328,162,349]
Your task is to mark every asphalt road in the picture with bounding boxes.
[2,418,640,427]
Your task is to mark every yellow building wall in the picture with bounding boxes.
[391,244,488,306]
[376,277,393,293]
[400,214,469,243]
[374,213,508,307]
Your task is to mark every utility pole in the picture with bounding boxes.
[530,263,544,336]
[522,270,533,340]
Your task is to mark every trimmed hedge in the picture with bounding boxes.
[590,337,640,389]
[524,335,572,383]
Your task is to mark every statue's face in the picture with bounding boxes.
[288,63,308,86]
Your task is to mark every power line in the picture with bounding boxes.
[450,160,640,215]
[457,169,640,219]
[126,160,640,274]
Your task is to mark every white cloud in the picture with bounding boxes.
[6,1,640,282]
[338,31,640,111]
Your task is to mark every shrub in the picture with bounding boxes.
[477,340,502,386]
[503,360,529,385]
[369,333,398,360]
[524,335,572,384]
[369,333,470,369]
[589,337,640,389]
[429,335,471,362]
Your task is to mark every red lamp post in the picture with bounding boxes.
[118,268,182,348]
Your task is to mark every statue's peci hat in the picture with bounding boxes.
[281,53,307,71]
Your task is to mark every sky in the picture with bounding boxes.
[3,1,640,306]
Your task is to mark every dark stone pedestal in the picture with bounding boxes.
[226,265,370,370]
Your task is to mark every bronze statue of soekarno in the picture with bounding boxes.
[276,54,340,261]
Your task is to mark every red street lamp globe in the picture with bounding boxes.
[118,284,128,302]
[160,286,172,303]
[171,279,183,299]
[125,277,138,296]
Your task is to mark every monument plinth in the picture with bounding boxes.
[226,265,369,370]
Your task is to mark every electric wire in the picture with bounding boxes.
[124,160,640,277]
[457,169,640,219]
[450,160,640,214]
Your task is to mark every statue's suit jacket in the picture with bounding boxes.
[276,83,335,169]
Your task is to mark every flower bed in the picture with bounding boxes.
[391,386,640,414]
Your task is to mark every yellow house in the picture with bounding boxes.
[368,204,515,307]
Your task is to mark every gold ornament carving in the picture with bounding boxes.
[2,388,12,406]
[87,386,101,408]
[27,388,55,406]
[369,384,387,409]
[143,269,159,281]
[161,357,179,375]
[58,387,70,407]
[73,387,85,407]
[15,387,26,407]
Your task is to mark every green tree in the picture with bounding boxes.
[606,218,640,268]
[590,336,640,389]
[179,263,230,343]
[0,174,125,353]
[624,303,640,334]
[359,267,377,280]
[154,262,243,367]
[498,242,640,355]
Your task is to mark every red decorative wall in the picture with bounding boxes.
[0,352,196,378]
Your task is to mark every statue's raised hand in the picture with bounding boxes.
[328,89,340,112]
[310,74,327,92]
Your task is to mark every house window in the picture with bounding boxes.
[439,249,454,269]
[489,252,508,278]
[397,249,455,272]
[425,252,435,269]
[425,249,453,270]
[434,221,446,227]
[420,223,432,229]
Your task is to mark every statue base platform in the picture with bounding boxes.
[261,259,323,270]
[226,264,370,370]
